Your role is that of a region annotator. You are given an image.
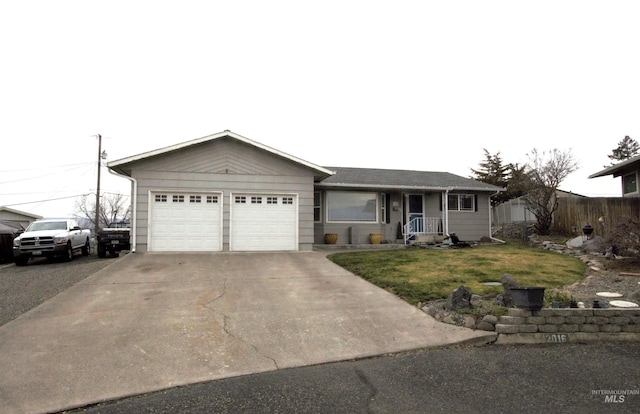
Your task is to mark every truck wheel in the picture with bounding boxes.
[64,242,73,262]
[15,256,28,266]
[98,244,106,258]
[82,239,90,256]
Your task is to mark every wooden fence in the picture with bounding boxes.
[554,197,640,238]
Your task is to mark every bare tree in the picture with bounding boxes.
[75,193,131,232]
[523,148,579,235]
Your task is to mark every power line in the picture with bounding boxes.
[3,193,92,207]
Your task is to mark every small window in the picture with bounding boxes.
[314,192,322,222]
[251,196,262,204]
[282,197,294,205]
[206,195,218,203]
[267,197,278,204]
[380,193,387,224]
[448,194,474,211]
[623,173,637,195]
[190,195,201,203]
[155,194,167,203]
[173,195,185,203]
[235,196,246,204]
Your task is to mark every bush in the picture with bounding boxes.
[607,217,640,257]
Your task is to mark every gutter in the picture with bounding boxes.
[108,168,137,253]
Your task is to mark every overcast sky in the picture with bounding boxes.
[1,1,639,218]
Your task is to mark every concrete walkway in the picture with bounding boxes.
[0,252,496,414]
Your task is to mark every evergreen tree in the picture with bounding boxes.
[607,135,640,165]
[470,149,509,206]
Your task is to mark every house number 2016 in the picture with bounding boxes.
[545,334,569,343]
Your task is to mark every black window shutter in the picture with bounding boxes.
[474,195,478,212]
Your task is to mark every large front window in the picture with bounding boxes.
[327,191,377,222]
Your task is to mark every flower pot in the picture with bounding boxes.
[508,287,546,311]
[369,233,382,244]
[324,233,338,244]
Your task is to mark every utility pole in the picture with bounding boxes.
[95,134,102,235]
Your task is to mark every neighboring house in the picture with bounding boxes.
[589,155,640,197]
[0,206,42,229]
[108,131,503,253]
[492,190,586,225]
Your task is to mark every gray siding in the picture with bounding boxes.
[128,138,317,252]
[447,193,492,241]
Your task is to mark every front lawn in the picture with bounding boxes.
[328,243,586,306]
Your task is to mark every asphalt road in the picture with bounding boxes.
[70,342,640,414]
[0,252,119,327]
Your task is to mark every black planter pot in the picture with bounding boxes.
[509,287,546,311]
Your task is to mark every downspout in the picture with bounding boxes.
[108,168,137,253]
[489,190,506,244]
[443,188,450,236]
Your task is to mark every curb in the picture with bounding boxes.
[495,332,640,345]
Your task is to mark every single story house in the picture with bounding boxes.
[0,206,42,229]
[108,131,503,253]
[589,155,640,197]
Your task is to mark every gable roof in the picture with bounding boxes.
[108,130,335,179]
[316,167,504,192]
[589,154,640,178]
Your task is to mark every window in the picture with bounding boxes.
[206,195,218,203]
[190,195,201,203]
[251,196,262,204]
[327,191,377,222]
[155,194,167,203]
[282,197,294,205]
[314,192,322,222]
[173,195,185,203]
[235,196,246,204]
[623,173,637,195]
[448,194,475,211]
[267,197,278,204]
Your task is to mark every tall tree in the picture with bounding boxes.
[522,148,579,235]
[607,135,640,165]
[470,149,508,206]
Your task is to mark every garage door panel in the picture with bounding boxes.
[231,194,297,251]
[150,193,222,252]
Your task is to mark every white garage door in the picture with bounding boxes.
[231,194,298,251]
[150,193,222,252]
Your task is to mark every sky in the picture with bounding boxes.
[1,1,639,219]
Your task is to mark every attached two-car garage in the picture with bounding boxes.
[148,192,298,252]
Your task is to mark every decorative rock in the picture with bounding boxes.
[481,315,498,325]
[463,316,476,328]
[476,321,495,331]
[501,274,519,307]
[445,285,473,311]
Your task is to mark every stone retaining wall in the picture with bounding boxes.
[495,308,640,344]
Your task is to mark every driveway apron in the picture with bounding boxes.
[0,252,495,413]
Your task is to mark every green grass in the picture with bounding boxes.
[327,243,586,306]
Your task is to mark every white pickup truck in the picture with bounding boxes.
[13,219,91,266]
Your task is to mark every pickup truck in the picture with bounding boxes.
[13,219,91,266]
[97,222,130,258]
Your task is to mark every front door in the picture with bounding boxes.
[407,194,424,233]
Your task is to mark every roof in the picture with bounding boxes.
[589,154,640,178]
[316,167,504,192]
[0,206,42,220]
[108,130,335,179]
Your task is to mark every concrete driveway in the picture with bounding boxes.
[0,252,496,413]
